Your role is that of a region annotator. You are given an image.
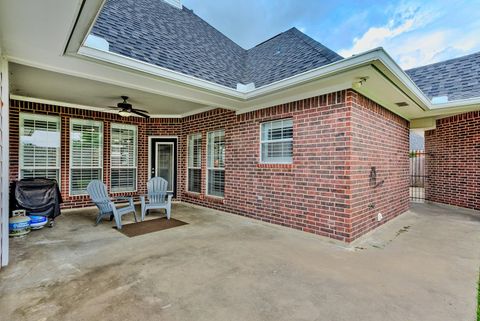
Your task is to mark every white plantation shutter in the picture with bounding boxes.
[260,118,293,163]
[70,119,103,195]
[19,113,61,182]
[110,123,137,192]
[187,133,202,193]
[206,130,225,197]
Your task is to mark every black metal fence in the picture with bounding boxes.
[409,150,426,202]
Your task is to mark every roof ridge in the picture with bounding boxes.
[250,29,290,49]
[406,50,480,72]
[288,27,343,61]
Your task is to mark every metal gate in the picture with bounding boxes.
[409,150,426,202]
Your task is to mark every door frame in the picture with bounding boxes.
[148,136,178,197]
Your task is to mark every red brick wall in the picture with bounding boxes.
[349,92,410,240]
[178,90,409,242]
[425,111,480,210]
[180,92,353,241]
[9,89,410,242]
[9,100,182,209]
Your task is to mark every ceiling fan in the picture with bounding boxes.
[109,96,150,118]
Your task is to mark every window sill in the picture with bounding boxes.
[256,163,294,169]
[205,195,225,204]
[184,191,203,199]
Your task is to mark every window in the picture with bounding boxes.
[187,133,202,193]
[206,130,225,197]
[70,119,103,195]
[111,123,137,192]
[260,119,293,164]
[19,113,61,182]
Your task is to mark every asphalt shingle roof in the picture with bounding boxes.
[244,28,343,88]
[406,51,480,101]
[91,0,343,89]
[92,0,480,100]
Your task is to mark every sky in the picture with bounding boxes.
[181,0,480,69]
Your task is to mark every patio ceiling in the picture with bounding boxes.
[9,63,208,117]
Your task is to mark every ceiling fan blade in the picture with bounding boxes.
[132,108,148,113]
[107,106,120,109]
[131,109,150,118]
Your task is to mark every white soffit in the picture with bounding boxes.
[8,63,210,117]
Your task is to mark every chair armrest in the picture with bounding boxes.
[113,196,134,208]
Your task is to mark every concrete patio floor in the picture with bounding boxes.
[0,202,479,321]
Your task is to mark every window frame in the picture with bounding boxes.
[206,129,225,198]
[69,118,104,196]
[19,112,61,184]
[186,133,202,194]
[110,123,138,193]
[259,118,293,164]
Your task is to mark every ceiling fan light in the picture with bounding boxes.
[119,110,131,117]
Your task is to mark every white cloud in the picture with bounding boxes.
[338,2,480,69]
[338,3,431,57]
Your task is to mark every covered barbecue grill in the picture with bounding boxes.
[10,178,63,220]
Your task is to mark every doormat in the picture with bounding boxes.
[115,218,187,237]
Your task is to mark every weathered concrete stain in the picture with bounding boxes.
[1,203,479,321]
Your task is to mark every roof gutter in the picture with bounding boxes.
[75,44,480,114]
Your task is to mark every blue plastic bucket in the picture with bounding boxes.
[29,215,48,230]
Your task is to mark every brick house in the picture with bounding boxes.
[0,0,479,266]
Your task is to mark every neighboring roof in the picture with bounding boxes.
[409,132,424,151]
[406,51,480,101]
[90,0,343,89]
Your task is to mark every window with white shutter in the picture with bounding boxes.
[206,130,225,197]
[187,133,202,193]
[260,119,293,164]
[70,119,103,195]
[19,113,61,182]
[110,123,137,192]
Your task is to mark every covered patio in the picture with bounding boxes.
[1,202,479,321]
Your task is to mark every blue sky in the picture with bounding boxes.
[182,0,480,69]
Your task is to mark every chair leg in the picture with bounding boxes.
[140,196,146,221]
[95,213,103,226]
[133,210,138,223]
[166,206,171,220]
[112,208,122,229]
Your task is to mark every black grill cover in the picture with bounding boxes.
[11,178,63,218]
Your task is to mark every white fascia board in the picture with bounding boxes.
[244,48,384,98]
[77,46,244,98]
[75,46,434,109]
[60,45,480,116]
[373,50,432,109]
